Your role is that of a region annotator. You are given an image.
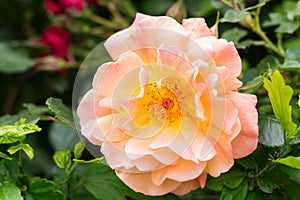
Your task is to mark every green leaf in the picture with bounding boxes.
[26,179,65,200]
[281,47,300,70]
[46,98,77,131]
[275,156,300,170]
[256,55,280,75]
[0,182,23,200]
[263,70,297,136]
[74,141,85,159]
[285,47,300,61]
[206,168,246,191]
[240,75,263,92]
[7,143,34,160]
[262,12,283,27]
[221,27,248,46]
[0,112,40,126]
[246,190,263,200]
[279,165,300,183]
[0,42,33,74]
[281,60,300,70]
[220,179,248,200]
[0,152,13,160]
[256,177,280,194]
[22,103,50,115]
[222,10,250,23]
[258,116,284,147]
[3,160,20,183]
[0,123,41,144]
[48,122,80,151]
[77,163,163,200]
[53,150,72,169]
[275,20,299,34]
[236,156,258,170]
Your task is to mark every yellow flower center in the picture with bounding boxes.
[131,83,182,127]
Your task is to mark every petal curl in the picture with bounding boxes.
[92,51,144,97]
[182,18,212,39]
[151,158,206,185]
[77,90,112,145]
[229,92,258,159]
[172,179,200,195]
[116,171,181,196]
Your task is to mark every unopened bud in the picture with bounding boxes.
[166,0,187,22]
[210,12,220,38]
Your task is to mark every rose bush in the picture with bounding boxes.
[45,0,84,13]
[77,13,258,195]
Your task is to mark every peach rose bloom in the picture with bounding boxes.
[77,13,258,196]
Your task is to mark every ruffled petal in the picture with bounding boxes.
[229,92,258,159]
[77,90,112,145]
[116,171,181,196]
[92,52,144,97]
[172,179,200,195]
[205,135,234,177]
[151,158,206,185]
[182,18,212,39]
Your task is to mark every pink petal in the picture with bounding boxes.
[151,158,206,185]
[217,66,243,91]
[205,137,234,177]
[92,52,144,97]
[229,92,258,159]
[157,47,194,79]
[182,18,212,39]
[104,13,150,60]
[136,16,191,52]
[193,37,241,78]
[132,155,166,171]
[101,140,135,170]
[77,90,112,145]
[125,137,154,160]
[181,131,216,163]
[172,179,200,195]
[198,173,207,188]
[116,171,181,196]
[214,39,241,77]
[104,121,130,143]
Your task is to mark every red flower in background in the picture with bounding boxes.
[39,25,71,61]
[45,0,83,13]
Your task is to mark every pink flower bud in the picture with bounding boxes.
[166,0,187,22]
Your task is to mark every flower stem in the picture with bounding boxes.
[252,7,285,58]
[220,0,234,9]
[89,14,120,30]
[255,162,278,178]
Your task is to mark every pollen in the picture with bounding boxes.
[132,82,182,126]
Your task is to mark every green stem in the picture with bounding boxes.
[89,14,120,30]
[255,161,278,178]
[107,2,129,29]
[220,0,234,9]
[277,33,285,56]
[252,7,285,58]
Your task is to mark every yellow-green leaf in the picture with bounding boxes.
[275,156,300,169]
[263,70,297,136]
[7,143,34,160]
[74,141,85,159]
[53,150,72,169]
[0,123,41,144]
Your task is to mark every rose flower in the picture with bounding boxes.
[45,0,83,13]
[77,13,258,196]
[39,25,70,61]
